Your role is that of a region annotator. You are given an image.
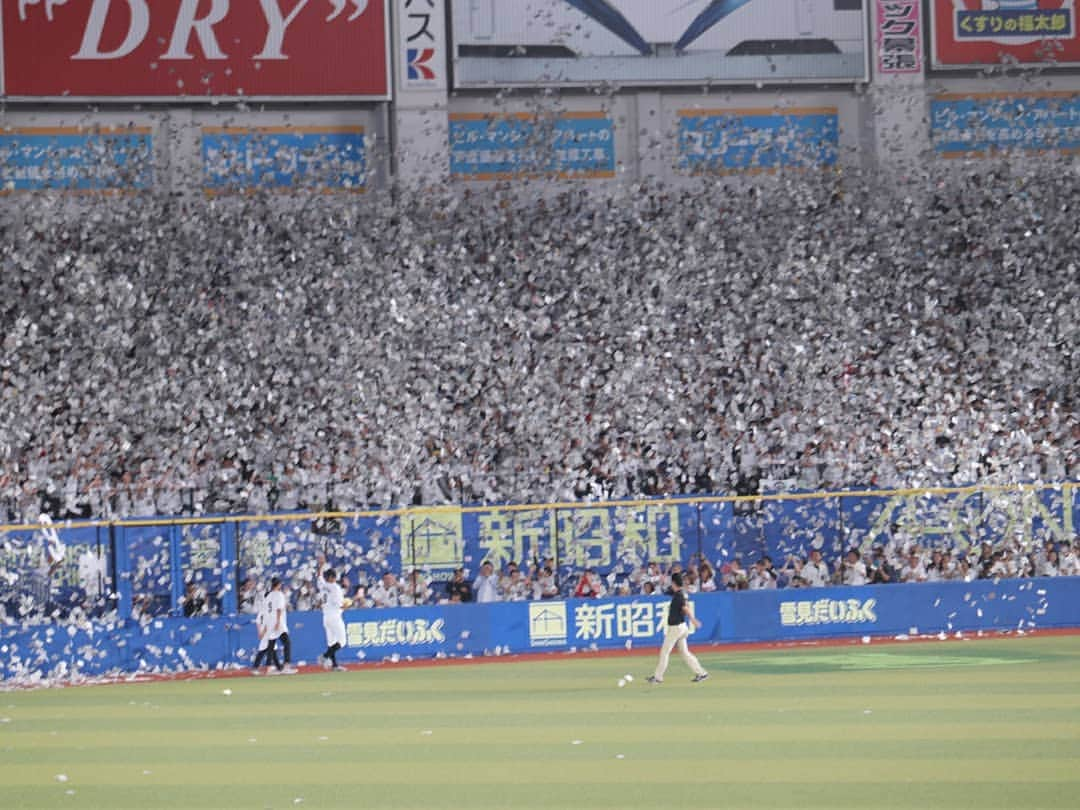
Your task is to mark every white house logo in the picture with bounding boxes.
[529,602,567,647]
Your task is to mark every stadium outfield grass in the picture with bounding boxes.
[3,635,1080,809]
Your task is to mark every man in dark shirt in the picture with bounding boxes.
[446,567,472,603]
[647,572,709,684]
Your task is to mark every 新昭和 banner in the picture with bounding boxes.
[2,0,391,99]
[450,0,869,88]
[930,0,1080,70]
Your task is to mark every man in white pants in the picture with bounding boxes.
[266,577,297,674]
[648,572,709,684]
[317,563,349,671]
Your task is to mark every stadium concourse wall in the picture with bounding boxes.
[1,482,1079,680]
[2,577,1080,681]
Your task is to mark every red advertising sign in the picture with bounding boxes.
[931,0,1080,69]
[3,0,390,99]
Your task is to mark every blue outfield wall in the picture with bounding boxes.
[3,578,1078,681]
[3,483,1077,626]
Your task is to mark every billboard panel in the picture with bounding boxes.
[0,127,153,191]
[202,126,368,192]
[875,0,923,74]
[930,0,1080,69]
[449,112,616,180]
[3,0,390,99]
[931,92,1080,157]
[397,0,447,91]
[677,107,839,173]
[451,0,870,88]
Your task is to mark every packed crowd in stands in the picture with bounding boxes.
[1,161,1078,526]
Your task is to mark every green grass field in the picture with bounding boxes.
[3,635,1080,809]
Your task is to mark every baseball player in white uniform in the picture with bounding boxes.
[317,563,349,671]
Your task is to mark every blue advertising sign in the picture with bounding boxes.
[202,127,367,192]
[449,112,616,180]
[403,502,694,589]
[931,93,1080,157]
[5,577,1080,680]
[0,127,153,191]
[678,107,839,172]
[0,523,110,620]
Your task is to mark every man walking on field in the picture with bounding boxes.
[648,572,709,684]
[316,555,349,671]
[266,576,297,674]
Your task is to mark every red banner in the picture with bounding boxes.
[4,0,389,98]
[931,0,1080,69]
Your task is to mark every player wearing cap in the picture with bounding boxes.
[647,572,709,684]
[317,562,349,671]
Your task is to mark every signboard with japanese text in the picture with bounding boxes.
[0,127,153,191]
[450,0,870,88]
[7,577,1080,679]
[677,108,839,173]
[930,0,1080,69]
[449,112,616,180]
[401,502,694,586]
[875,0,923,74]
[397,0,446,91]
[930,92,1080,157]
[201,126,367,192]
[2,0,391,99]
[0,524,110,623]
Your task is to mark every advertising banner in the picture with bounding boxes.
[450,0,869,88]
[725,577,1080,642]
[0,523,109,622]
[677,108,839,173]
[5,578,1080,680]
[0,127,153,191]
[930,0,1080,69]
[397,0,446,91]
[202,126,368,192]
[3,0,391,99]
[448,112,616,180]
[875,0,923,74]
[930,92,1080,157]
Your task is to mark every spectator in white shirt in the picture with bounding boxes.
[1059,541,1080,576]
[748,558,777,590]
[532,565,559,600]
[473,561,499,603]
[697,562,718,592]
[1036,548,1060,578]
[900,551,928,583]
[840,549,868,586]
[370,572,400,607]
[801,549,830,588]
